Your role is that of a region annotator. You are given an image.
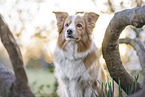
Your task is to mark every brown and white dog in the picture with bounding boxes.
[53,12,106,97]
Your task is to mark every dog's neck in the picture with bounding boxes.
[63,41,79,60]
[57,40,93,61]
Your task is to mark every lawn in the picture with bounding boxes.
[26,68,57,97]
[25,68,143,97]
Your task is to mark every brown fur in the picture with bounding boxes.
[76,37,92,53]
[53,12,68,51]
[57,33,67,51]
[76,14,99,53]
[53,12,68,33]
[83,50,98,68]
[84,12,99,34]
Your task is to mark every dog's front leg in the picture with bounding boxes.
[58,78,71,97]
[69,80,83,97]
[61,85,70,97]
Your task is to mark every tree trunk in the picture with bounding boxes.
[0,15,34,97]
[102,5,145,95]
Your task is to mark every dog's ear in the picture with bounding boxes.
[83,12,99,34]
[53,12,68,33]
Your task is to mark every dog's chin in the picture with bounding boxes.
[66,36,80,41]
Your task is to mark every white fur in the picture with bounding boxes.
[54,41,98,97]
[65,15,78,40]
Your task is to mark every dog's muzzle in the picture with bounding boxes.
[66,29,80,41]
[66,29,75,39]
[67,29,74,38]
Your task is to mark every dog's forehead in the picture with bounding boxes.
[65,15,84,23]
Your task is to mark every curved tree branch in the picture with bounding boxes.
[0,15,34,97]
[119,38,145,81]
[120,38,145,97]
[102,5,145,94]
[119,38,145,68]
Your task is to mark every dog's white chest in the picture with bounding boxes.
[54,42,90,80]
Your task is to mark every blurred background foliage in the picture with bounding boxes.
[0,0,145,97]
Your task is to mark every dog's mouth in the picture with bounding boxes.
[67,35,74,39]
[66,35,80,41]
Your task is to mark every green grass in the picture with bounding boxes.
[26,68,57,97]
[25,68,141,97]
[91,75,140,97]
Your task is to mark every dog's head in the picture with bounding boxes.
[53,12,99,41]
[53,12,99,52]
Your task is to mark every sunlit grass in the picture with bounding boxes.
[89,75,140,97]
[25,68,141,97]
[26,68,57,97]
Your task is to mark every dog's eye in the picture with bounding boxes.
[65,23,69,27]
[77,24,82,27]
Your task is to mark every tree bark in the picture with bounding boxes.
[0,15,34,97]
[120,38,145,97]
[102,5,145,94]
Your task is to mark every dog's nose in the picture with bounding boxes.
[67,29,73,35]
